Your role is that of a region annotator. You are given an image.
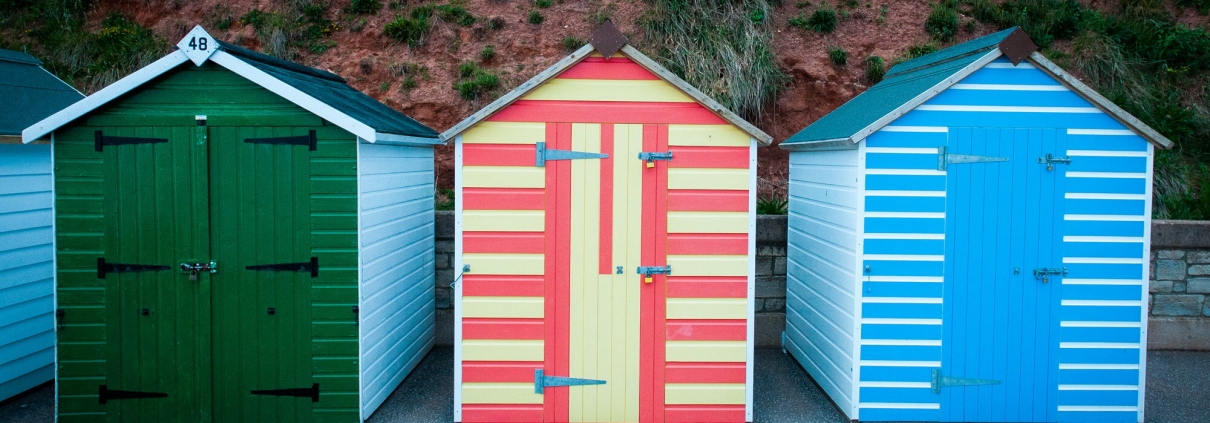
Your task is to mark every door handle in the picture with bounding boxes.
[637,265,671,284]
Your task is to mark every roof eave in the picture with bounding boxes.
[369,132,444,146]
[778,137,854,151]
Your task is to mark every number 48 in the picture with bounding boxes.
[188,37,208,51]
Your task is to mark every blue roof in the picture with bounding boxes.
[0,49,84,136]
[783,28,1019,145]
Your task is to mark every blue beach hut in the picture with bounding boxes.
[779,28,1170,422]
[0,49,84,401]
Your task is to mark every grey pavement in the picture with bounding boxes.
[4,348,1208,422]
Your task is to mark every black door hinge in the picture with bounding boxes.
[55,309,65,330]
[244,130,317,151]
[98,385,168,404]
[352,305,359,327]
[250,383,319,402]
[245,256,318,278]
[97,258,171,279]
[95,131,167,152]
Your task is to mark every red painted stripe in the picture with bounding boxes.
[557,57,659,80]
[664,405,746,422]
[543,122,558,422]
[463,188,544,210]
[666,319,747,341]
[462,318,544,340]
[463,275,544,297]
[655,124,671,422]
[462,361,544,382]
[463,404,544,422]
[669,146,749,168]
[640,124,658,422]
[463,143,534,166]
[667,189,749,212]
[463,232,544,254]
[600,123,614,275]
[667,233,747,255]
[667,276,748,298]
[665,362,747,383]
[488,101,727,125]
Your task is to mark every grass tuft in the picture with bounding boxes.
[925,2,958,41]
[789,3,837,33]
[827,44,847,66]
[864,55,884,83]
[528,10,545,24]
[479,45,496,61]
[453,61,500,100]
[562,36,585,51]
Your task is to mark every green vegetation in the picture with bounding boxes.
[827,44,847,66]
[435,4,476,26]
[641,0,788,120]
[535,0,552,8]
[925,2,959,41]
[757,194,788,215]
[488,17,506,30]
[454,61,500,100]
[864,55,885,83]
[208,5,236,30]
[436,188,455,210]
[384,5,434,45]
[528,10,545,24]
[479,45,496,61]
[562,36,585,51]
[236,1,339,58]
[589,0,618,25]
[344,0,383,15]
[789,3,837,33]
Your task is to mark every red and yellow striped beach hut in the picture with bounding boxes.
[442,23,773,423]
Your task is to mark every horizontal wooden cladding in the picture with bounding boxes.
[667,276,748,298]
[462,122,545,144]
[462,340,544,361]
[463,188,544,210]
[464,232,544,254]
[462,361,543,382]
[462,383,544,404]
[522,78,695,103]
[558,57,658,80]
[669,146,749,168]
[488,100,727,124]
[665,383,746,404]
[463,144,535,166]
[667,212,748,234]
[462,318,544,340]
[668,190,749,212]
[462,296,544,318]
[665,405,747,422]
[463,211,544,232]
[669,168,749,190]
[463,275,544,297]
[462,404,544,422]
[667,298,747,319]
[463,166,544,189]
[668,125,750,147]
[665,362,747,383]
[668,233,748,255]
[667,319,747,341]
[666,255,748,277]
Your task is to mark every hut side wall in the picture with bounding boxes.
[0,144,54,401]
[785,147,861,416]
[357,142,437,418]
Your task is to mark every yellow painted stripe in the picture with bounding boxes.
[668,124,750,147]
[463,166,545,189]
[668,168,749,190]
[666,254,747,277]
[664,383,747,405]
[666,341,747,363]
[462,296,544,318]
[622,124,644,422]
[462,253,544,275]
[463,210,544,232]
[462,121,545,144]
[522,79,695,103]
[462,383,544,404]
[461,340,544,361]
[667,298,748,319]
[667,212,748,234]
[570,123,604,422]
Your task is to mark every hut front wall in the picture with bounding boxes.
[845,57,1151,422]
[53,63,361,422]
[0,144,54,401]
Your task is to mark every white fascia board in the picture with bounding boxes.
[369,133,444,147]
[848,49,1003,145]
[22,50,190,143]
[779,137,856,152]
[209,50,377,142]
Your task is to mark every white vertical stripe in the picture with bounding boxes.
[1138,143,1154,421]
[452,135,464,421]
[745,138,756,421]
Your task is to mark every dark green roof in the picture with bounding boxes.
[783,27,1019,145]
[0,49,84,135]
[217,41,438,139]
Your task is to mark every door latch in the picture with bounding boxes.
[534,369,606,394]
[180,261,218,280]
[638,151,673,168]
[1038,153,1072,171]
[1032,267,1067,283]
[637,265,671,284]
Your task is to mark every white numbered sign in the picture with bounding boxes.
[177,26,219,66]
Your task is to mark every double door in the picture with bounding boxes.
[98,125,315,421]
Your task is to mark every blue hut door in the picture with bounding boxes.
[939,127,1066,422]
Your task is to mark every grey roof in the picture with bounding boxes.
[0,49,84,135]
[217,41,438,139]
[783,27,1019,145]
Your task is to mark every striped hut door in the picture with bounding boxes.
[940,128,1065,422]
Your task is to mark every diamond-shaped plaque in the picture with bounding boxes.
[177,26,220,66]
[588,20,628,59]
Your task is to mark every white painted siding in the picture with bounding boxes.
[357,142,436,419]
[0,144,54,401]
[785,147,861,416]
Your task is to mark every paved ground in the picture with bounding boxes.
[5,348,1209,422]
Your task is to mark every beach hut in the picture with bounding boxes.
[22,26,440,421]
[779,27,1170,422]
[0,49,84,402]
[441,22,772,423]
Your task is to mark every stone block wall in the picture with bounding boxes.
[1148,220,1210,350]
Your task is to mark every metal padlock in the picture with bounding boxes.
[644,275,653,284]
[1042,276,1049,283]
[189,270,198,281]
[646,160,655,168]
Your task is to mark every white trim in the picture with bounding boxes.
[22,51,190,142]
[863,212,945,219]
[1060,342,1141,349]
[745,138,756,422]
[1067,150,1149,157]
[863,233,945,240]
[850,141,866,420]
[865,169,945,176]
[1138,143,1153,421]
[1062,257,1144,264]
[861,318,942,325]
[1068,129,1137,136]
[1063,236,1145,243]
[1061,321,1142,328]
[1063,193,1147,200]
[859,339,941,346]
[880,126,948,133]
[950,83,1065,91]
[915,105,1100,113]
[50,133,58,418]
[356,137,365,421]
[864,147,937,154]
[858,381,931,388]
[452,135,464,422]
[1064,214,1145,221]
[1060,363,1139,370]
[858,360,942,367]
[857,402,940,410]
[861,297,943,304]
[985,61,1037,69]
[373,133,443,146]
[864,276,944,283]
[862,254,944,261]
[1061,278,1143,286]
[1066,171,1147,179]
[865,190,946,197]
[1058,384,1139,391]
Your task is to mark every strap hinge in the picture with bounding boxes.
[245,257,319,278]
[98,385,168,404]
[535,142,608,167]
[534,369,606,394]
[250,383,319,402]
